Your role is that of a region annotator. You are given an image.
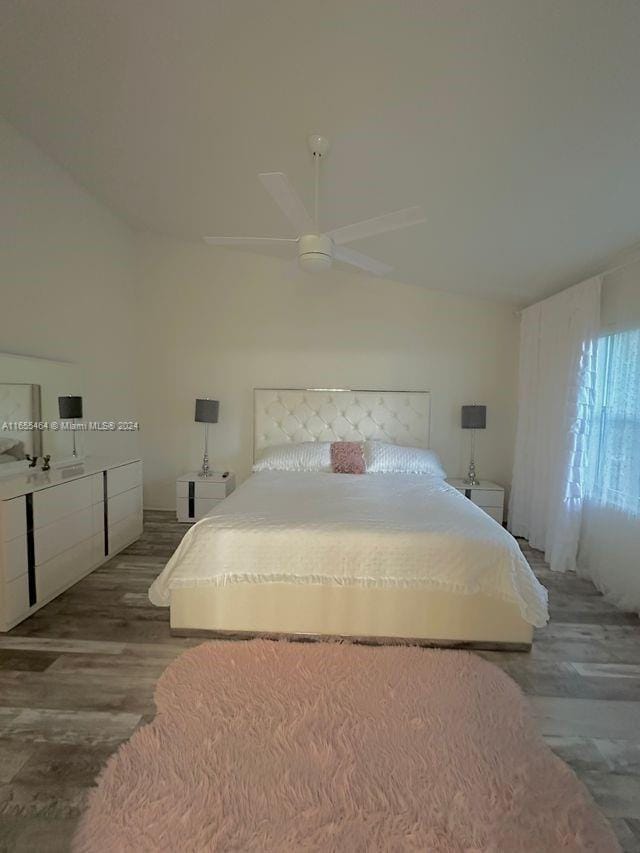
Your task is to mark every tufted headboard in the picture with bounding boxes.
[253,388,431,460]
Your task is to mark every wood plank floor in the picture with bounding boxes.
[0,511,639,852]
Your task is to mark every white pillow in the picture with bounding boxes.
[363,441,446,477]
[253,441,332,472]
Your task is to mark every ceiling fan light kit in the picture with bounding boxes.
[204,134,425,277]
[298,233,332,272]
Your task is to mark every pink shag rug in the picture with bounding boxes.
[74,640,619,852]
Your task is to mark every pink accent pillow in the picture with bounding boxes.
[330,442,365,474]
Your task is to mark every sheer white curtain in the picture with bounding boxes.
[508,276,601,572]
[578,328,640,612]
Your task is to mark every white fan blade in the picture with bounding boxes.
[203,236,298,247]
[327,205,425,246]
[259,172,315,235]
[333,245,393,277]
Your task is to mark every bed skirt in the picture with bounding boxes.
[169,582,533,649]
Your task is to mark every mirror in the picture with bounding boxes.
[0,353,83,475]
[0,382,42,461]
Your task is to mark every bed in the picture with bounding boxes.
[150,389,548,648]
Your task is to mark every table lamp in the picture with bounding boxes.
[195,398,219,478]
[58,396,83,458]
[461,404,486,486]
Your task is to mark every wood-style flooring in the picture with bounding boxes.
[0,511,639,852]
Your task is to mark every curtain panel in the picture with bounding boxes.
[578,328,640,612]
[508,276,601,572]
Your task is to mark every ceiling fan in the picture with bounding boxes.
[204,135,426,276]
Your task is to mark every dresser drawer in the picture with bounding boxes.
[470,489,504,509]
[35,536,95,603]
[108,462,142,498]
[4,573,30,624]
[2,496,26,542]
[108,486,142,527]
[34,477,93,529]
[91,531,106,566]
[90,473,105,505]
[176,479,233,500]
[4,534,28,582]
[108,511,143,556]
[35,505,93,566]
[92,501,105,536]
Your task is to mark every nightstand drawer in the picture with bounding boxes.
[484,506,504,524]
[176,471,235,523]
[177,480,232,500]
[446,479,505,524]
[470,489,503,508]
[177,497,222,522]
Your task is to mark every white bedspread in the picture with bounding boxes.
[149,472,549,626]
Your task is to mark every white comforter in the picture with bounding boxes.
[149,472,548,626]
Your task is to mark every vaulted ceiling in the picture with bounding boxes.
[2,0,640,303]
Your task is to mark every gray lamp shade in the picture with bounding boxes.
[461,405,486,429]
[58,396,83,419]
[195,398,219,424]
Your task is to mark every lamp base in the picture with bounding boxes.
[198,451,211,478]
[463,459,480,486]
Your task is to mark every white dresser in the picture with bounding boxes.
[0,457,143,631]
[447,479,505,524]
[176,471,235,522]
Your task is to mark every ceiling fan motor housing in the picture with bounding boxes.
[298,233,333,272]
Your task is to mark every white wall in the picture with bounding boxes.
[135,234,520,509]
[0,118,139,458]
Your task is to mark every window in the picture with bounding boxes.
[589,328,640,516]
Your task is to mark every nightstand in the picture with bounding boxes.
[447,479,505,524]
[176,471,236,522]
